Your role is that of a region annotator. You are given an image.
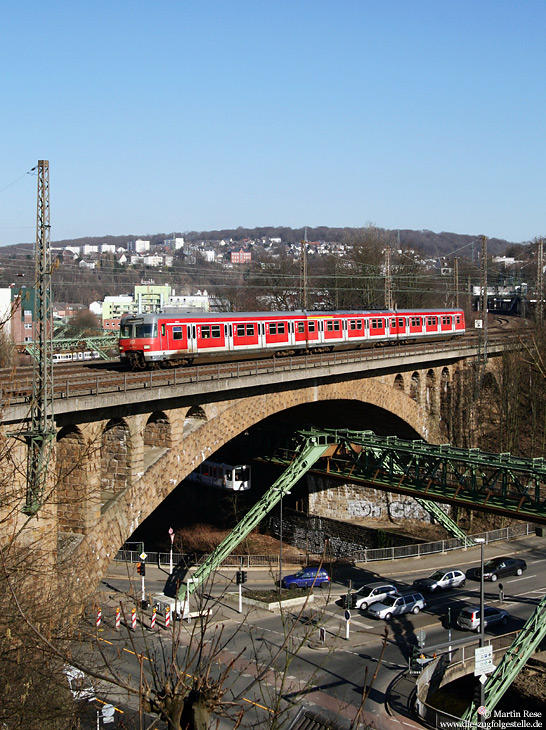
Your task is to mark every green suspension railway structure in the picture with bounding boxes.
[166,427,546,727]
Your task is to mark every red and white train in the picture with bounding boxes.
[118,308,466,370]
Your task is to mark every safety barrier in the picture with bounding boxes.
[116,522,534,568]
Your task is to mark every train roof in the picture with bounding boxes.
[122,307,464,322]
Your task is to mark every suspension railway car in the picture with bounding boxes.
[53,350,101,363]
[119,308,465,370]
[187,461,251,491]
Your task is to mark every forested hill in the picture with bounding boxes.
[2,226,519,257]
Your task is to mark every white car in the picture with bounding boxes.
[341,582,399,610]
[367,592,426,620]
[412,569,466,593]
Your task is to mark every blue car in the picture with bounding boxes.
[282,568,331,590]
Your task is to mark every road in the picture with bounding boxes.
[79,533,546,729]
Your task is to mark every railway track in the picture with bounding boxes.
[0,331,523,408]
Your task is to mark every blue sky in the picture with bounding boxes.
[1,0,545,246]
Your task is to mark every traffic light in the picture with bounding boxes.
[137,562,146,576]
[236,570,248,584]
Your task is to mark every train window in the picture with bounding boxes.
[161,324,166,336]
[297,322,305,333]
[173,326,183,340]
[326,321,333,332]
[349,320,356,330]
[390,318,396,327]
[201,326,210,339]
[308,321,316,332]
[269,323,277,335]
[247,324,255,336]
[456,315,461,324]
[236,324,245,336]
[427,316,437,326]
[134,323,157,338]
[399,318,404,327]
[211,325,221,338]
[278,322,286,334]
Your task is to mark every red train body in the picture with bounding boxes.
[118,308,466,370]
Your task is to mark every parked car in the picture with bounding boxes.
[281,567,331,590]
[412,569,466,592]
[456,605,509,631]
[466,556,527,582]
[367,592,426,620]
[341,582,399,610]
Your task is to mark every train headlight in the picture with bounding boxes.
[143,345,151,350]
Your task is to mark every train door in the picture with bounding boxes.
[186,324,197,354]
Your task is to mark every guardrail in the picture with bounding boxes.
[351,522,534,563]
[415,631,519,727]
[116,522,534,568]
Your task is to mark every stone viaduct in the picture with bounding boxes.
[0,340,505,603]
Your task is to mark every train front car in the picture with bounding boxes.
[119,313,162,369]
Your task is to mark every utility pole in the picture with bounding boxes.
[300,227,308,310]
[479,235,488,366]
[23,160,56,515]
[384,246,392,309]
[454,257,459,308]
[537,239,544,326]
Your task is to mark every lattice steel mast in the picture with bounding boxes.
[23,160,56,515]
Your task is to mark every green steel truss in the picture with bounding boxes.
[284,428,546,524]
[460,595,546,726]
[413,497,475,545]
[25,334,118,361]
[174,435,331,602]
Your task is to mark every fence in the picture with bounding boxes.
[115,522,535,568]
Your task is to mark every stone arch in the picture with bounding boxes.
[440,367,452,438]
[184,405,207,435]
[56,426,87,534]
[70,376,445,600]
[101,418,131,507]
[144,411,171,448]
[425,369,437,414]
[394,373,404,391]
[409,371,420,403]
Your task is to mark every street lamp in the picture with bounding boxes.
[475,537,486,707]
[168,527,174,575]
[279,492,291,594]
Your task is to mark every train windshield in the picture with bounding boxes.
[234,467,250,482]
[120,321,157,339]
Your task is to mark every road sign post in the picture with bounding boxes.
[344,609,351,640]
[139,551,147,606]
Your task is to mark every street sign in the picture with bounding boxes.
[139,552,147,561]
[417,629,427,647]
[474,645,495,676]
[344,610,351,621]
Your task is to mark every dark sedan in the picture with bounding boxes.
[466,556,527,582]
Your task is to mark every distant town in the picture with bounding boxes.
[0,225,540,351]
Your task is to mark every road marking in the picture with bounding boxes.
[506,574,535,582]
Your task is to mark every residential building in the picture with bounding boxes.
[231,248,252,264]
[128,239,150,253]
[134,284,171,313]
[166,290,210,312]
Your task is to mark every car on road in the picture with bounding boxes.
[456,605,509,631]
[340,582,399,610]
[281,567,331,590]
[412,569,466,592]
[367,592,426,620]
[466,556,527,582]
